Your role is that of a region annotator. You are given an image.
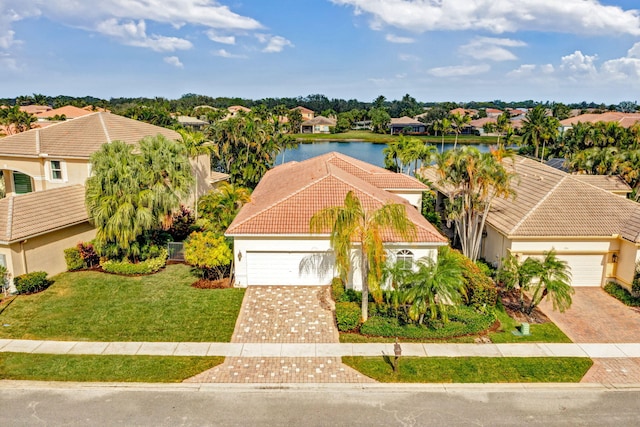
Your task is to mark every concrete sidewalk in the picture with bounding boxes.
[2,339,640,359]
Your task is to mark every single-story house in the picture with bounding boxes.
[0,185,95,284]
[35,105,94,121]
[176,115,209,131]
[559,112,640,132]
[300,116,336,134]
[226,152,448,288]
[389,117,426,135]
[423,156,640,288]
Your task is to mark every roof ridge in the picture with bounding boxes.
[509,175,567,235]
[567,173,630,195]
[227,170,333,233]
[328,164,391,206]
[5,196,14,241]
[35,128,40,155]
[98,112,112,143]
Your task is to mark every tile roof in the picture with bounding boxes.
[0,112,180,158]
[302,116,336,126]
[227,152,446,243]
[560,112,640,128]
[0,185,88,243]
[422,156,640,242]
[571,175,632,193]
[35,106,94,119]
[390,116,423,126]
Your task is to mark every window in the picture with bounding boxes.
[12,172,33,194]
[396,250,414,270]
[50,160,63,180]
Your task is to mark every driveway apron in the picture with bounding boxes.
[186,286,374,383]
[539,287,640,383]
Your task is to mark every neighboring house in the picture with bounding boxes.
[352,120,372,131]
[19,105,51,115]
[0,185,95,282]
[34,105,94,121]
[423,156,640,288]
[226,105,251,118]
[449,108,477,117]
[469,117,497,135]
[559,112,640,132]
[389,117,426,135]
[176,115,209,131]
[226,152,447,288]
[300,115,336,134]
[292,106,314,121]
[0,112,212,200]
[485,108,503,118]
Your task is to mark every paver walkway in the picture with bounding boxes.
[539,287,640,383]
[187,286,373,384]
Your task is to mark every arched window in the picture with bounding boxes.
[396,250,414,270]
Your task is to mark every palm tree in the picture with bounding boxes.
[310,191,416,321]
[433,117,452,152]
[450,112,471,149]
[522,105,559,160]
[177,128,214,219]
[197,182,252,234]
[402,247,466,324]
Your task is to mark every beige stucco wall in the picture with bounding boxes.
[4,222,96,280]
[481,225,512,267]
[616,239,639,287]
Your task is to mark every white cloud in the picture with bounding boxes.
[331,0,640,36]
[459,37,526,61]
[206,30,236,45]
[385,34,414,43]
[427,64,490,77]
[0,52,18,71]
[0,30,16,50]
[163,56,183,68]
[398,53,419,61]
[560,50,598,75]
[507,64,536,78]
[213,49,246,59]
[256,34,293,53]
[96,19,192,52]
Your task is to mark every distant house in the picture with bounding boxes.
[484,108,503,118]
[292,106,314,121]
[226,105,251,118]
[227,152,447,287]
[468,117,497,135]
[389,117,426,135]
[423,156,640,289]
[300,116,336,134]
[177,115,209,131]
[559,112,640,132]
[449,108,477,117]
[34,105,95,121]
[19,105,51,115]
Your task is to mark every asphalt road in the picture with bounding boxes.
[1,383,639,426]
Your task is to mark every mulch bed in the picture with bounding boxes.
[191,278,232,289]
[499,288,550,324]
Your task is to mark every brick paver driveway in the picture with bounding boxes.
[539,287,640,343]
[539,287,640,384]
[186,286,374,384]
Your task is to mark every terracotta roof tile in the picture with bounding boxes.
[0,112,180,158]
[0,185,88,242]
[227,152,445,243]
[35,106,94,119]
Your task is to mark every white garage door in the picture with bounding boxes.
[246,251,335,286]
[556,254,605,287]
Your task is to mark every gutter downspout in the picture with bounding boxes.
[20,240,28,275]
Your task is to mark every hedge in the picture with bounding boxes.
[64,247,84,271]
[101,250,168,275]
[335,301,361,332]
[14,271,51,294]
[359,306,496,339]
[604,282,640,307]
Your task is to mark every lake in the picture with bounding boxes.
[276,141,501,168]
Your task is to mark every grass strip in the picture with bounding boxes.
[0,264,245,342]
[0,353,223,382]
[342,356,592,383]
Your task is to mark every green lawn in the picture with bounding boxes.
[0,353,223,382]
[0,264,245,342]
[295,131,521,145]
[342,357,592,383]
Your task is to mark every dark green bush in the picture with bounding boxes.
[101,250,168,275]
[604,282,640,307]
[360,306,495,339]
[14,271,51,294]
[335,301,362,332]
[64,247,84,271]
[450,250,498,311]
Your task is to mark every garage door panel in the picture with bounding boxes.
[556,255,605,287]
[246,251,335,286]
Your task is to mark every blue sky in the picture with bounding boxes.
[2,0,640,104]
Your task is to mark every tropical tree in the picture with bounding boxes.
[197,182,252,234]
[183,231,233,280]
[287,108,303,134]
[310,191,416,321]
[400,246,466,324]
[522,105,559,160]
[86,136,193,261]
[370,108,391,134]
[0,106,36,134]
[450,112,471,149]
[436,146,516,261]
[498,250,573,315]
[433,117,452,152]
[176,128,216,219]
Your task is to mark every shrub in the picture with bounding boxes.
[331,277,344,302]
[604,281,640,307]
[168,205,196,241]
[632,262,640,298]
[183,232,232,280]
[101,249,168,275]
[78,242,99,268]
[64,247,84,271]
[14,271,51,294]
[450,250,498,311]
[335,301,361,332]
